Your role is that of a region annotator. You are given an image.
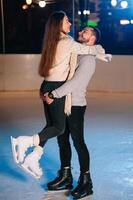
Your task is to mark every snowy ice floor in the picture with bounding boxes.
[0,91,133,200]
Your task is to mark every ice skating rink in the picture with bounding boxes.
[0,91,133,200]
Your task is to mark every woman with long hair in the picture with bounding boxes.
[11,11,108,180]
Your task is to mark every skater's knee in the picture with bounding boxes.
[55,124,65,135]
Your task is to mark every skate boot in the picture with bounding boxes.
[21,146,43,179]
[47,167,73,191]
[11,134,39,164]
[71,171,93,199]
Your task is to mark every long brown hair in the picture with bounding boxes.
[38,11,66,77]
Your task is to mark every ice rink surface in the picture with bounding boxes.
[0,91,133,200]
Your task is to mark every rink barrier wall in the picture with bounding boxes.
[0,54,133,92]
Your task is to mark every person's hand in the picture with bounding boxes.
[40,92,46,101]
[105,54,112,62]
[96,53,112,62]
[43,92,54,105]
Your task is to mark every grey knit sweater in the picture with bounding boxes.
[52,55,96,106]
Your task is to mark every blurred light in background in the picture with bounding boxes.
[120,19,130,25]
[78,11,81,15]
[108,12,112,15]
[83,10,90,15]
[87,20,98,27]
[38,0,46,7]
[1,0,133,54]
[83,10,87,15]
[25,0,46,8]
[111,0,117,7]
[86,10,91,15]
[120,0,128,9]
[26,0,32,5]
[130,20,133,24]
[22,4,29,10]
[110,0,129,9]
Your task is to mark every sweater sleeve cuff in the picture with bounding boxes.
[52,90,61,98]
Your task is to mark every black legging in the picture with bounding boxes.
[38,80,66,147]
[57,106,90,173]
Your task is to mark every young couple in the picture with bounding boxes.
[11,11,112,199]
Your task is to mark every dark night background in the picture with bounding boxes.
[0,0,133,54]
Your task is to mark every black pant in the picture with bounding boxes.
[38,80,66,147]
[57,106,90,173]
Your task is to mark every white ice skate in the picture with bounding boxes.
[10,135,39,164]
[21,146,43,179]
[20,163,42,179]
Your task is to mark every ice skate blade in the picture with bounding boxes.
[20,163,42,179]
[73,194,93,200]
[11,136,19,164]
[42,190,69,200]
[47,189,70,196]
[47,189,70,193]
